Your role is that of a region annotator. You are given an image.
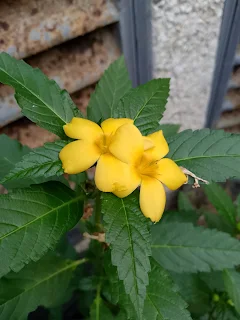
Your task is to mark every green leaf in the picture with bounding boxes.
[104,251,120,305]
[210,302,240,320]
[0,182,84,277]
[87,56,132,123]
[170,272,211,316]
[224,269,240,315]
[142,258,191,320]
[113,79,170,135]
[204,211,234,234]
[204,183,236,225]
[1,140,67,185]
[237,195,240,219]
[0,134,30,181]
[0,254,86,320]
[158,124,180,138]
[199,271,225,292]
[151,222,240,273]
[90,296,115,320]
[178,192,194,212]
[0,53,81,138]
[167,129,240,182]
[162,210,199,225]
[102,192,151,319]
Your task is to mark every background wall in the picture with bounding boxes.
[152,0,224,130]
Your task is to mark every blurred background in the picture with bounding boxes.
[1,0,240,149]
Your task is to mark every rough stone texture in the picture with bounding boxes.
[0,25,120,127]
[152,0,224,130]
[0,0,119,59]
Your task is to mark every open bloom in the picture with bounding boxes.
[59,118,141,185]
[96,124,187,222]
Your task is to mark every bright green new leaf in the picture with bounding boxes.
[113,78,170,135]
[1,140,67,185]
[151,222,240,273]
[224,269,240,315]
[102,192,151,319]
[142,258,191,320]
[170,272,211,316]
[0,53,81,138]
[178,192,194,212]
[0,182,84,278]
[0,134,29,181]
[0,254,86,320]
[167,129,240,182]
[158,124,180,138]
[87,56,132,123]
[204,183,236,225]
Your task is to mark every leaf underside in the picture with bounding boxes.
[0,182,83,278]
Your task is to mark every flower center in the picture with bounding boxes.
[134,153,159,179]
[95,133,112,154]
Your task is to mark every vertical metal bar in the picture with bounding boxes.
[206,0,240,127]
[119,0,152,87]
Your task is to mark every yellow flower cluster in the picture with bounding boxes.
[59,118,187,222]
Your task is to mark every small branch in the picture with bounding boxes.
[83,232,106,243]
[180,166,209,188]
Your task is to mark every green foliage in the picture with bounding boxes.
[158,123,180,138]
[142,258,191,320]
[167,129,240,182]
[113,78,170,135]
[90,296,115,320]
[162,210,199,225]
[0,134,30,181]
[199,271,225,293]
[178,191,194,212]
[170,272,211,316]
[87,56,132,123]
[102,192,151,318]
[1,140,67,185]
[204,183,236,225]
[204,211,234,234]
[0,53,81,138]
[0,182,84,277]
[0,254,85,320]
[151,222,240,273]
[224,269,240,315]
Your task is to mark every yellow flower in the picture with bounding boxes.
[59,118,143,198]
[97,124,187,222]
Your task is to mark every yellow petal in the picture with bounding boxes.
[109,124,143,164]
[63,117,102,141]
[101,118,133,135]
[143,137,154,150]
[95,154,140,197]
[156,158,187,190]
[145,130,169,160]
[140,177,166,222]
[59,140,100,174]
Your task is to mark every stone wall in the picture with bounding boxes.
[152,0,224,130]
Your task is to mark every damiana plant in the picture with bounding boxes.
[0,53,240,319]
